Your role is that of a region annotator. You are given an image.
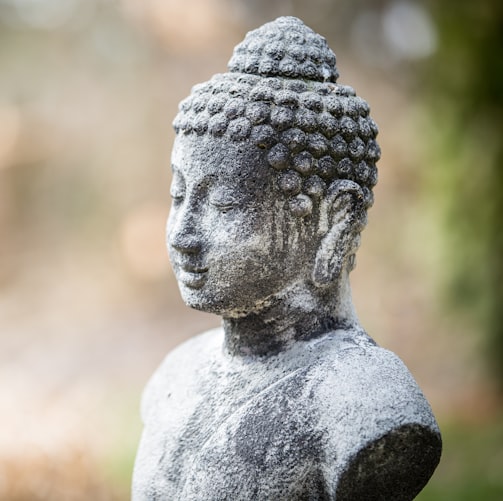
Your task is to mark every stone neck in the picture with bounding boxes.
[222,276,358,357]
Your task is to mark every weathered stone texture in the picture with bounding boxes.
[132,16,441,500]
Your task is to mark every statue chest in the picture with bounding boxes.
[132,363,331,500]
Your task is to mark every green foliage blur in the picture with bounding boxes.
[417,417,503,500]
[424,0,503,389]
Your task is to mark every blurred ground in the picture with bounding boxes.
[0,1,501,499]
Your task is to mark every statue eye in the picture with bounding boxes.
[209,188,239,213]
[170,185,185,205]
[210,200,237,214]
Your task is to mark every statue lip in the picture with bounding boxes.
[176,263,209,288]
[179,263,208,273]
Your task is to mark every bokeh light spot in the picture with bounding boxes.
[119,202,171,282]
[0,103,22,170]
[383,1,437,60]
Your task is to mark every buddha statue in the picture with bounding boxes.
[132,16,441,500]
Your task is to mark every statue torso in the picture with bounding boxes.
[132,328,440,500]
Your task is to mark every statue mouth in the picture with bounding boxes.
[177,264,209,288]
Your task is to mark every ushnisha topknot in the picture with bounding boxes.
[228,16,339,82]
[173,17,380,217]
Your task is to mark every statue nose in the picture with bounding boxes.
[168,205,204,254]
[170,232,202,254]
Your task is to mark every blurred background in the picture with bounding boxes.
[0,0,502,499]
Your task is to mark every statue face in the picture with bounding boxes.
[167,134,314,317]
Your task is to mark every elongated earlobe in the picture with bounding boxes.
[312,180,365,287]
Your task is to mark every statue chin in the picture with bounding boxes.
[132,15,442,501]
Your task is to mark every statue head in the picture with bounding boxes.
[167,17,380,318]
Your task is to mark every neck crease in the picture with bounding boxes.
[223,279,357,357]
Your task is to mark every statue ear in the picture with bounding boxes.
[312,180,365,287]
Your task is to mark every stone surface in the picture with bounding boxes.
[132,16,441,500]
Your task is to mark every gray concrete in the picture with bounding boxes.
[133,16,441,500]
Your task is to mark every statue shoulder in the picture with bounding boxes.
[309,333,441,500]
[313,333,436,423]
[140,327,223,423]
